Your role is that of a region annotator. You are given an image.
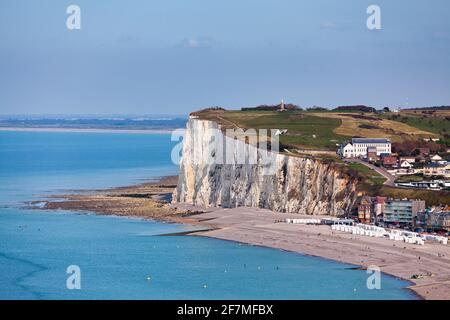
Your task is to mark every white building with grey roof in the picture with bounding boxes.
[338,138,391,158]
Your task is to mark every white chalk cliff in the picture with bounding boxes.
[173,119,358,215]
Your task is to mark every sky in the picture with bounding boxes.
[0,0,449,116]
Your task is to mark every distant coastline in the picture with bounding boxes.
[0,116,188,134]
[0,127,179,134]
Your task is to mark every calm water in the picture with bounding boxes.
[0,130,416,299]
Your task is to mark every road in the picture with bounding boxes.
[344,158,396,186]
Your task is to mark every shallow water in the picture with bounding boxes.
[0,130,416,299]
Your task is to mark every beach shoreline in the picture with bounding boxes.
[184,207,450,300]
[28,175,450,300]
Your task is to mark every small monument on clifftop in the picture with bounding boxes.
[278,99,286,112]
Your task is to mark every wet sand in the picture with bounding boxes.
[26,176,203,224]
[29,176,450,300]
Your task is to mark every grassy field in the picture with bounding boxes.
[193,108,438,150]
[394,174,425,183]
[382,109,449,135]
[311,112,437,142]
[381,110,450,148]
[225,111,347,150]
[344,162,386,188]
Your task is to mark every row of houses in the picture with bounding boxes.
[423,162,450,178]
[383,154,449,177]
[357,196,450,231]
[338,137,449,179]
[379,153,445,166]
[416,207,450,231]
[358,196,425,225]
[387,163,450,179]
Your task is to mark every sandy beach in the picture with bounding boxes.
[30,176,450,300]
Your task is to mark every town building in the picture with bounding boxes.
[415,207,450,231]
[395,180,442,190]
[366,147,378,162]
[399,159,413,169]
[338,138,391,158]
[387,168,417,176]
[339,143,355,158]
[383,199,426,226]
[400,156,416,164]
[415,155,427,163]
[430,154,443,162]
[423,162,450,178]
[374,196,386,218]
[358,196,373,223]
[382,155,397,167]
[356,196,386,224]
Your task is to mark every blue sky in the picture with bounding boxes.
[0,0,449,115]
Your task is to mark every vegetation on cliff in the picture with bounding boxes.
[193,107,442,151]
[192,107,448,208]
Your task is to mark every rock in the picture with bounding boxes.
[172,119,358,216]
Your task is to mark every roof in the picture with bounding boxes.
[425,162,446,168]
[386,199,423,204]
[352,138,390,144]
[341,142,353,148]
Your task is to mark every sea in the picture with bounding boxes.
[0,125,416,299]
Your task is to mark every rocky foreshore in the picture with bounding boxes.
[26,176,198,224]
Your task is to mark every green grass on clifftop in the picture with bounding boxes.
[345,163,386,187]
[215,110,347,150]
[383,113,449,135]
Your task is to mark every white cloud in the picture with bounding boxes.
[183,37,214,48]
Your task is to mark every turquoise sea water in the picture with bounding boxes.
[0,131,416,299]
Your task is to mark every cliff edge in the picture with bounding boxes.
[173,118,358,215]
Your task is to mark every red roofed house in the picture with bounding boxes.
[383,156,397,167]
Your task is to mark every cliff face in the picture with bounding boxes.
[173,119,358,216]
